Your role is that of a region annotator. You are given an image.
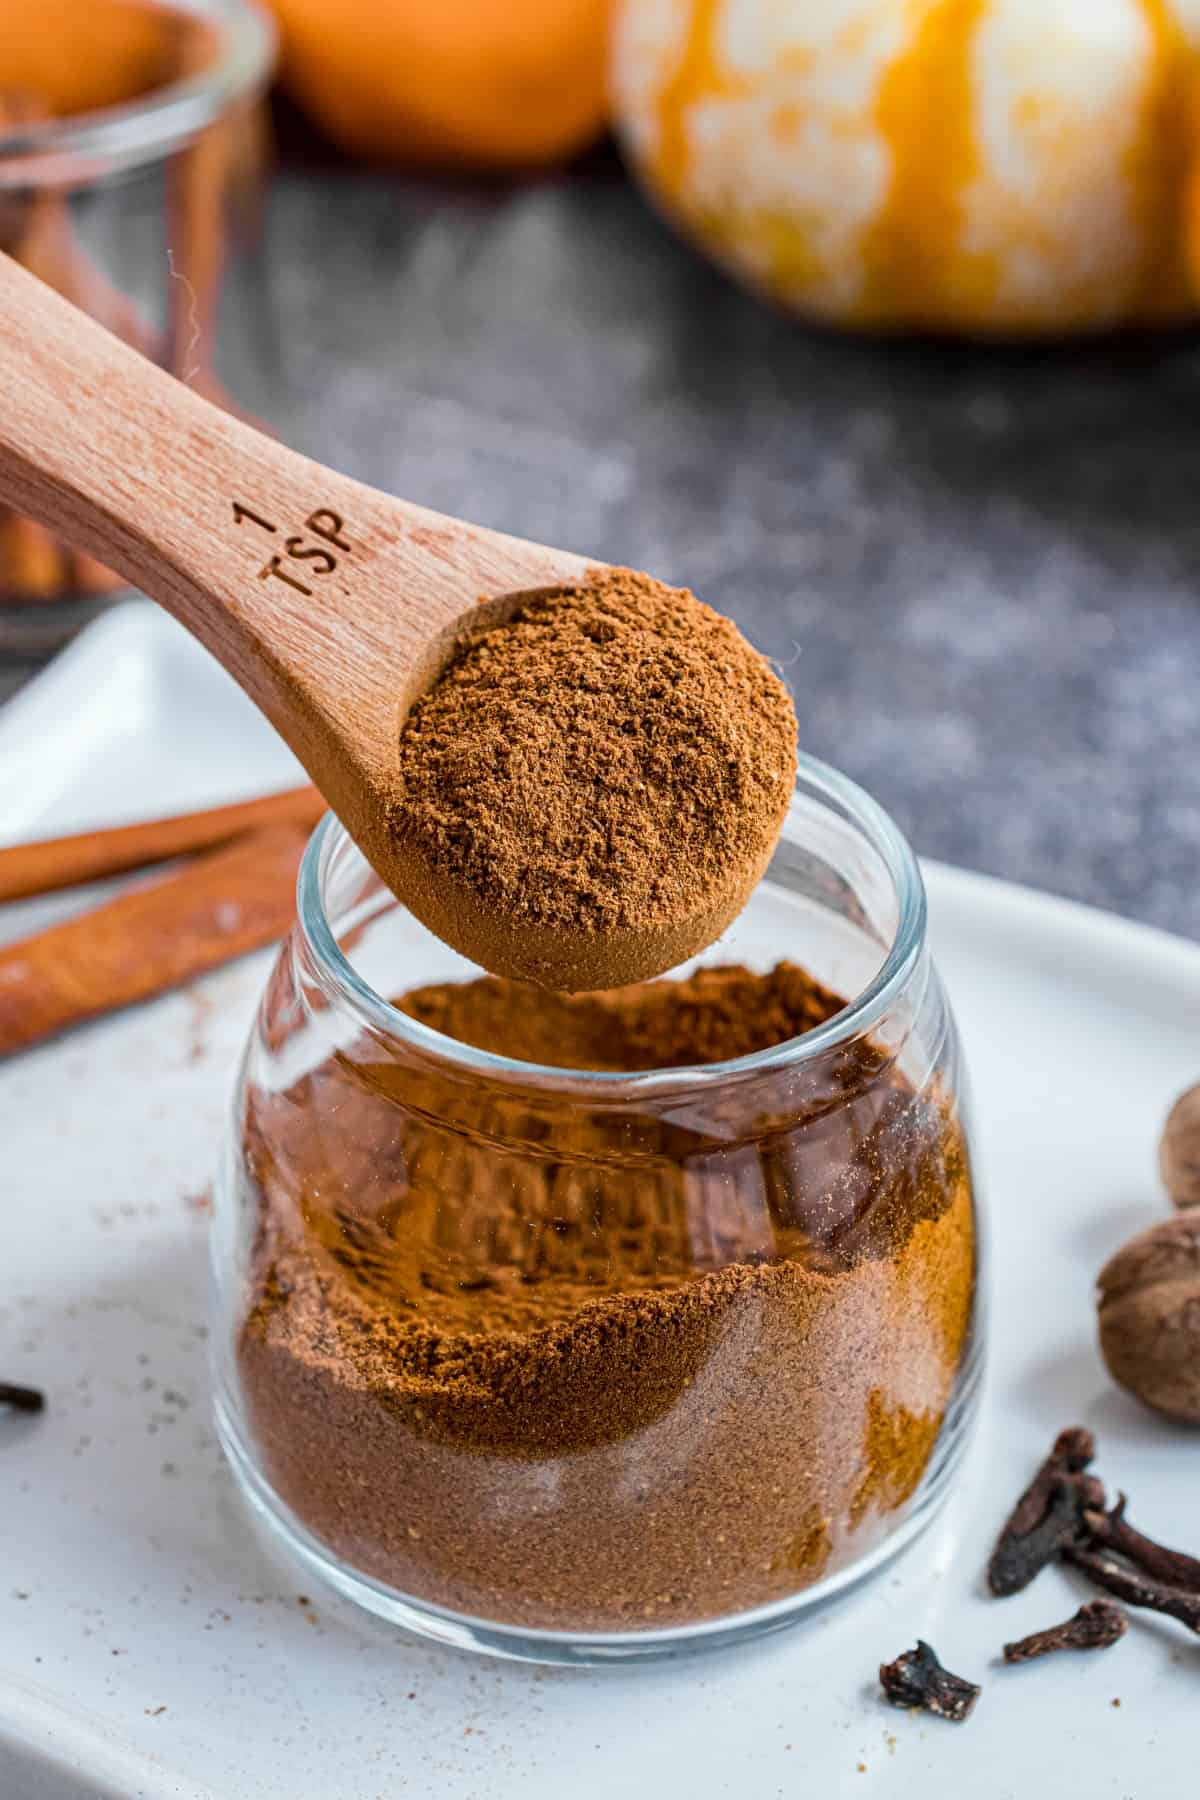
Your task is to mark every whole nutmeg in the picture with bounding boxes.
[1097,1214,1200,1425]
[1161,1083,1200,1207]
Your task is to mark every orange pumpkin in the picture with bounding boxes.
[269,0,610,169]
[612,0,1200,334]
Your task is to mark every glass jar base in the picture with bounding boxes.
[213,1349,982,1667]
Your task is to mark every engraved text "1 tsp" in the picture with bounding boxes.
[232,501,353,595]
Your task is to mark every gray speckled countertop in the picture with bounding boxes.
[7,159,1200,937]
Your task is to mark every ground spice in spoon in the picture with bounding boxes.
[389,570,797,989]
[236,960,976,1634]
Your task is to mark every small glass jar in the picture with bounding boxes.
[0,0,275,658]
[212,756,984,1664]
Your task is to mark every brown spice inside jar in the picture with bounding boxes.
[237,961,975,1633]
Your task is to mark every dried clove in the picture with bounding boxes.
[0,1381,45,1413]
[989,1475,1103,1597]
[987,1428,1102,1596]
[1003,1599,1128,1663]
[879,1640,980,1722]
[1082,1495,1200,1596]
[1006,1426,1095,1533]
[1064,1544,1200,1634]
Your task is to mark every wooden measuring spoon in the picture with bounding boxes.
[0,255,788,990]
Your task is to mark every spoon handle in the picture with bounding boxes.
[0,254,364,667]
[0,254,588,739]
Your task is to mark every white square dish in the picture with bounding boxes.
[1,606,1196,1798]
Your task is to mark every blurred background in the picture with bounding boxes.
[3,0,1198,936]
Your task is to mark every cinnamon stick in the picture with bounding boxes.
[0,823,308,1056]
[0,785,323,903]
[0,511,66,599]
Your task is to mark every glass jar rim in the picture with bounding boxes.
[0,0,276,187]
[296,751,929,1092]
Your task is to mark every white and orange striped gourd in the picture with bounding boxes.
[611,0,1200,335]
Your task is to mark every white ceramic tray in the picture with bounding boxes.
[1,605,1196,1799]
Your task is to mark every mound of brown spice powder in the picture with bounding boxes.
[396,959,845,1071]
[236,962,976,1634]
[387,569,797,989]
